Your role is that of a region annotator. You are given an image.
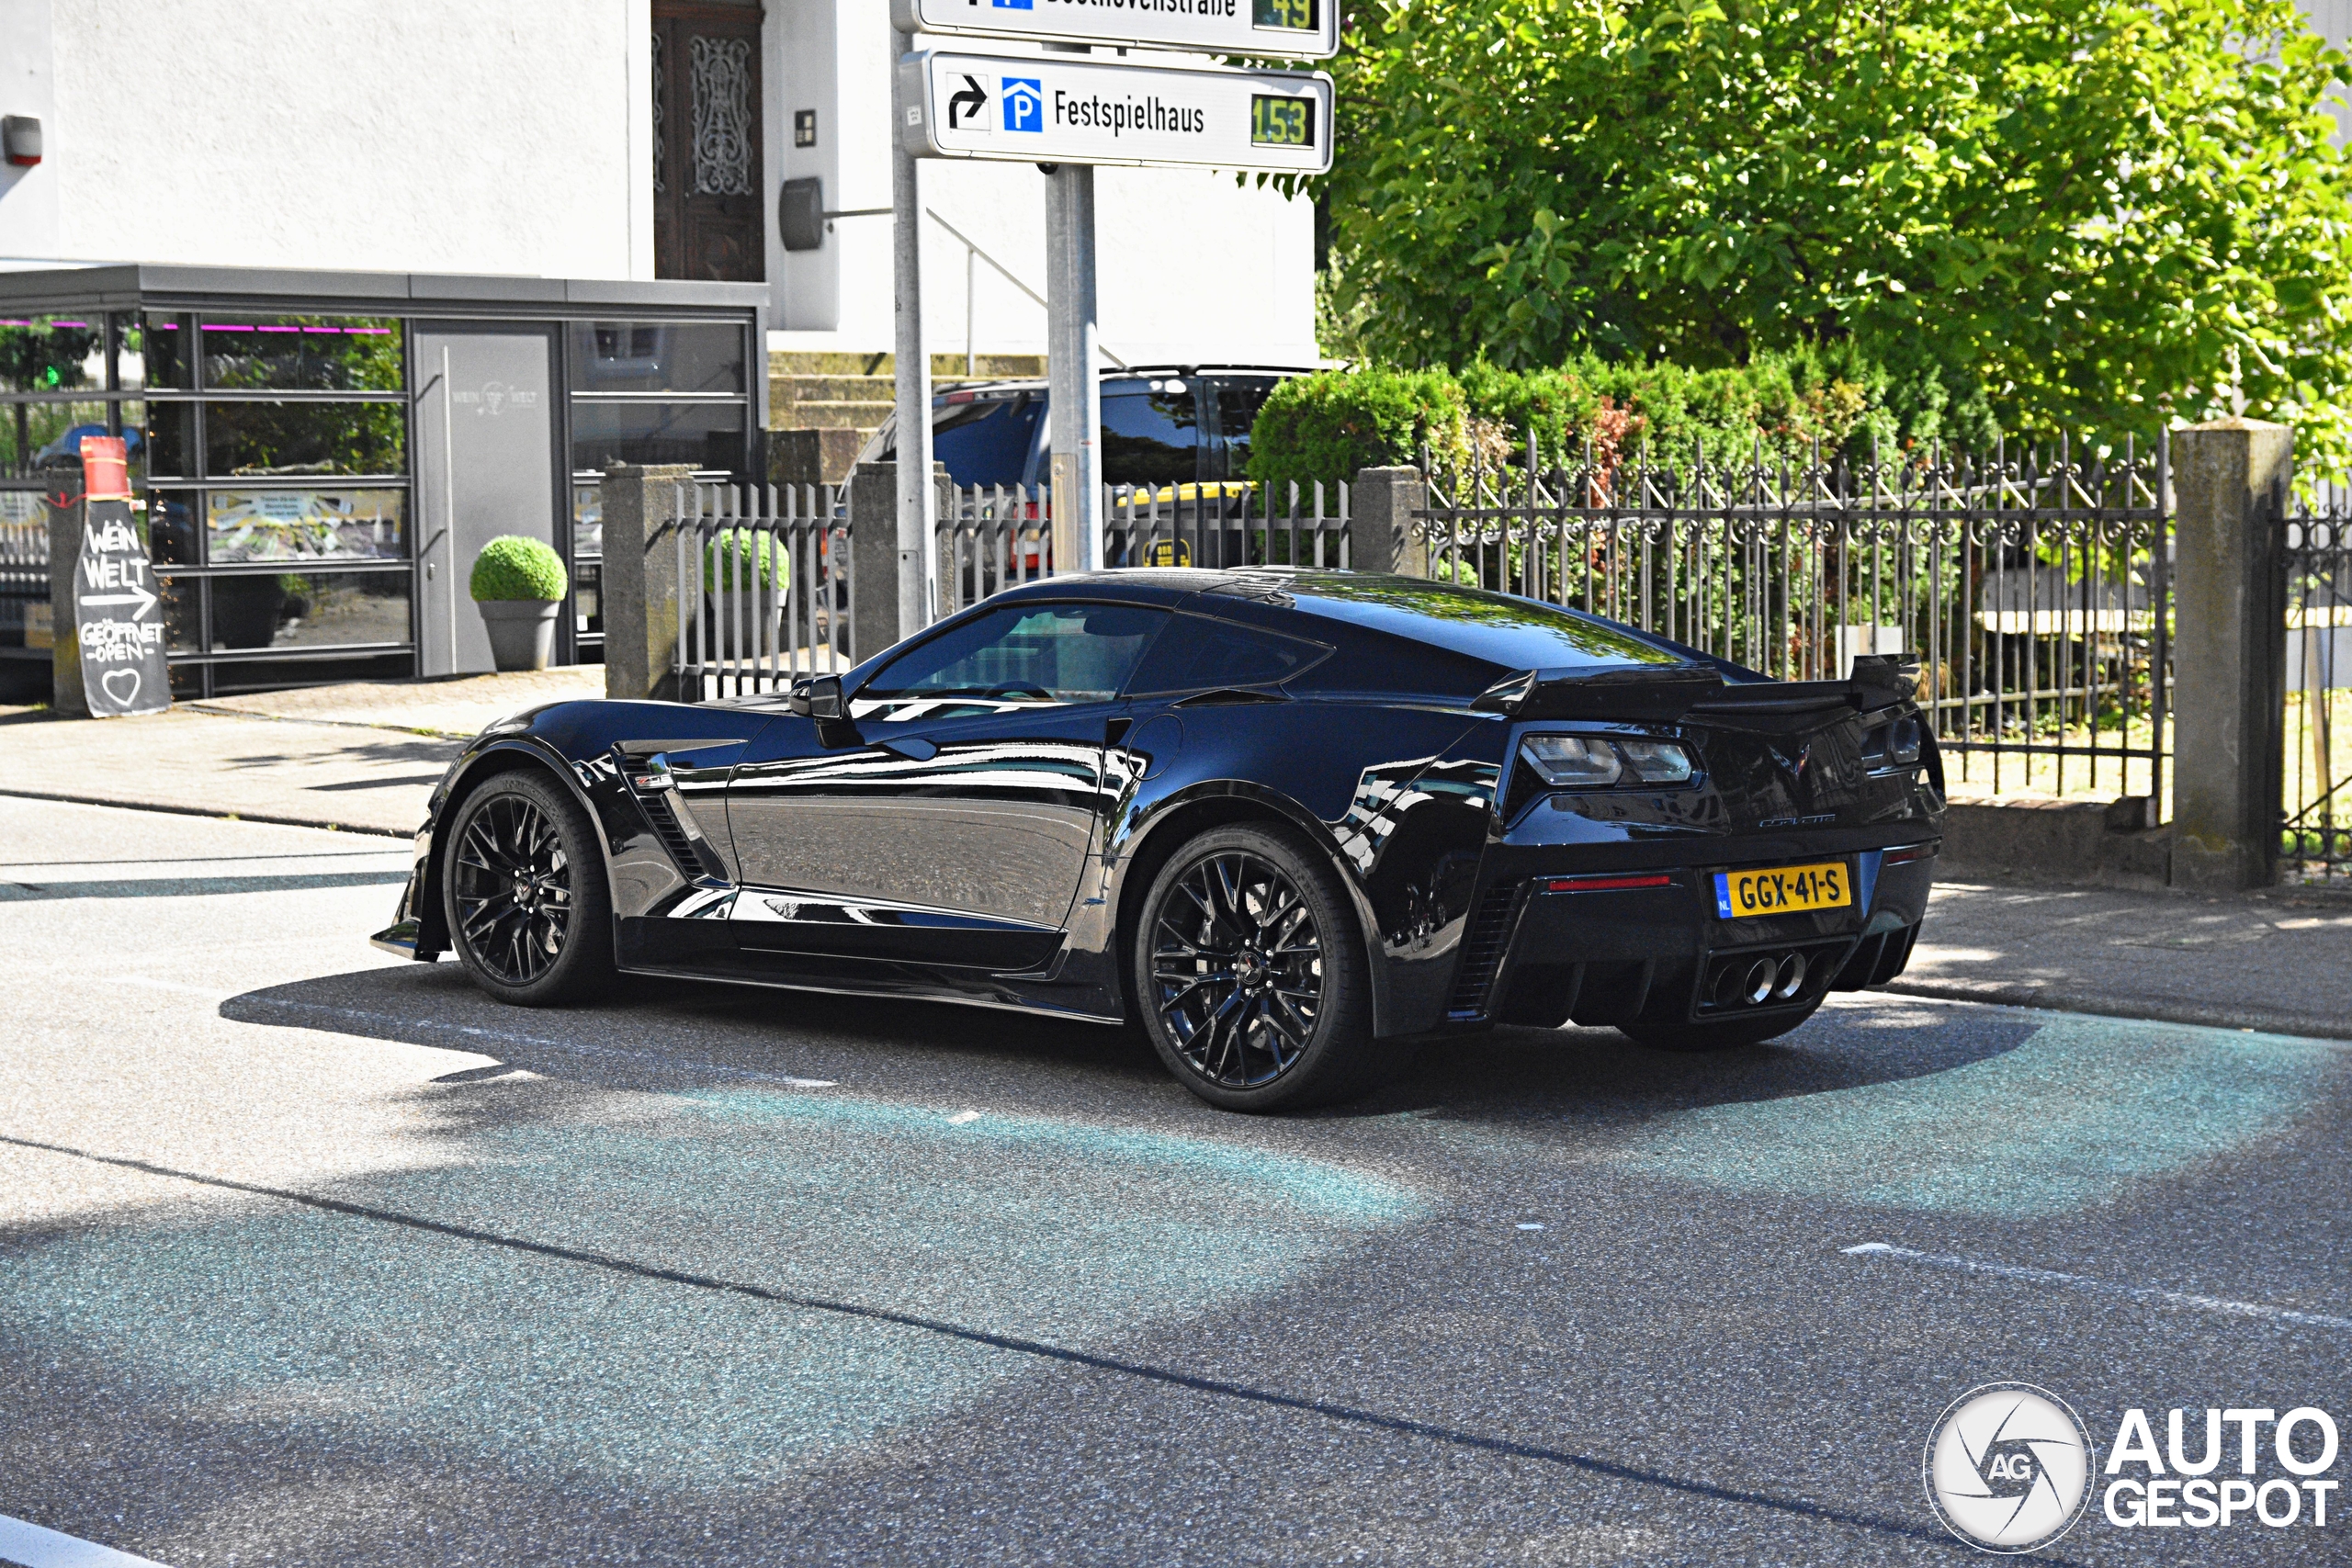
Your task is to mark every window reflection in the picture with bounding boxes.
[571,400,744,472]
[138,315,194,390]
[206,401,405,478]
[146,491,198,566]
[201,317,402,392]
[2,400,112,482]
[208,490,406,563]
[206,569,410,650]
[1101,388,1201,487]
[0,316,106,395]
[569,321,743,393]
[160,574,201,653]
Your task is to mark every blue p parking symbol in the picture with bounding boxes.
[1002,77,1044,132]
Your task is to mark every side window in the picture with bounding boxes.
[1212,378,1282,481]
[931,396,1042,488]
[1127,613,1329,695]
[1101,386,1200,488]
[856,603,1167,718]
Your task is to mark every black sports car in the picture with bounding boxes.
[374,570,1943,1111]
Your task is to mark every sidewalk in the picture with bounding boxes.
[1899,880,2352,1042]
[0,669,601,837]
[2,671,2347,1040]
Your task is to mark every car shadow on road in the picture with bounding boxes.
[219,963,2041,1143]
[220,958,1173,1118]
[1368,997,2044,1130]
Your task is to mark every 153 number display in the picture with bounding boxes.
[1250,95,1315,148]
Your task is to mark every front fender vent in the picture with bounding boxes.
[1445,880,1528,1021]
[636,790,725,881]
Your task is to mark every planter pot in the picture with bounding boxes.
[477,598,560,671]
[210,577,289,649]
[701,588,784,660]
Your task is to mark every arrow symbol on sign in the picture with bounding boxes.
[82,581,159,618]
[948,74,989,130]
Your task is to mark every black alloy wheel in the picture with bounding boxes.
[443,771,615,1005]
[1136,823,1388,1111]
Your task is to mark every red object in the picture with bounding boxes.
[1882,843,1938,867]
[1544,873,1675,893]
[79,435,130,501]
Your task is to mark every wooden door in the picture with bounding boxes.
[653,2,766,282]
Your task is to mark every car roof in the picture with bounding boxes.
[990,569,1699,675]
[932,366,1312,403]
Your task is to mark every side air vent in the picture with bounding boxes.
[636,791,722,881]
[1445,880,1528,1021]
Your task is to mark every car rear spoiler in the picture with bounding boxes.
[1474,654,1919,723]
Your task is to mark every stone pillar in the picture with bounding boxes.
[45,499,86,717]
[2170,420,2291,890]
[599,463,696,702]
[1348,467,1428,577]
[850,460,903,660]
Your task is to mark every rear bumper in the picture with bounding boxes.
[1465,842,1937,1030]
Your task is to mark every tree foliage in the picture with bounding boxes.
[1320,0,2352,465]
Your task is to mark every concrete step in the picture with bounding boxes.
[773,400,894,430]
[768,350,1047,380]
[773,374,898,403]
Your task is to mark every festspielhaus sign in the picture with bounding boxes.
[900,51,1332,174]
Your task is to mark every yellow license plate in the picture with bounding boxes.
[1713,862,1851,919]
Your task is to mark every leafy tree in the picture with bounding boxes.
[1319,0,2352,465]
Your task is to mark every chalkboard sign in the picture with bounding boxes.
[73,436,168,717]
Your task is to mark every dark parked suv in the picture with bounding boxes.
[855,367,1311,491]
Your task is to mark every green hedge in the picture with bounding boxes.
[1249,348,2000,492]
[705,527,787,592]
[469,536,567,602]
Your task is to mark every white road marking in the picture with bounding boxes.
[1843,1243,2352,1330]
[1516,1223,1545,1232]
[230,997,838,1090]
[0,1513,175,1568]
[946,1110,983,1124]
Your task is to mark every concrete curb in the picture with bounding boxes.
[1881,977,2352,1043]
[0,786,415,840]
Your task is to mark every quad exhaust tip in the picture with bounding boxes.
[1718,951,1807,1009]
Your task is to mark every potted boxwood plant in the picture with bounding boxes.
[704,525,787,660]
[469,536,568,672]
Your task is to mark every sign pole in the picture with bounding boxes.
[890,15,935,636]
[1046,156,1102,574]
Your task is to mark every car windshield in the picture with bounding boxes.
[855,603,1167,718]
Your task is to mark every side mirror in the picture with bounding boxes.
[807,674,844,720]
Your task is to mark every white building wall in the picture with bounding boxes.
[1,0,653,278]
[769,0,1317,366]
[2301,0,2352,139]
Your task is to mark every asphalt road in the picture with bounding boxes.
[1,795,2346,1567]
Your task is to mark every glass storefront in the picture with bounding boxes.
[0,285,757,694]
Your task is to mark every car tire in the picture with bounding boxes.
[1618,998,1822,1053]
[442,769,616,1007]
[1134,822,1393,1112]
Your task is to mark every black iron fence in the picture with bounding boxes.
[1416,434,2173,815]
[935,480,1351,615]
[2283,491,2352,881]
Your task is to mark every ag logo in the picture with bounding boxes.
[1001,77,1044,133]
[1924,1383,2095,1553]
